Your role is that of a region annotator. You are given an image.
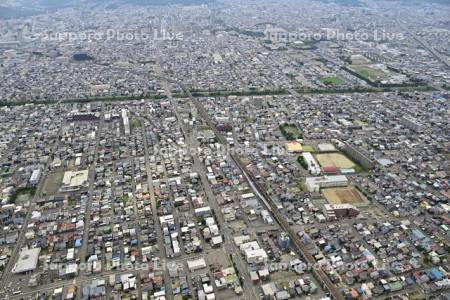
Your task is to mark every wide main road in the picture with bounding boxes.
[396,19,450,70]
[78,104,104,275]
[155,62,259,300]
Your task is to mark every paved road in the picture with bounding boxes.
[155,63,259,300]
[141,113,174,300]
[78,104,105,273]
[396,19,450,70]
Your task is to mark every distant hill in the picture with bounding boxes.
[123,0,212,5]
[382,0,450,4]
[314,0,450,6]
[0,0,213,19]
[0,6,41,19]
[37,0,76,8]
[412,0,450,4]
[36,0,212,8]
[313,0,364,6]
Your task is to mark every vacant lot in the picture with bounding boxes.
[322,186,367,205]
[207,248,230,267]
[42,171,64,196]
[315,153,355,169]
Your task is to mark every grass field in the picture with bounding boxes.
[351,65,387,82]
[315,153,355,169]
[279,123,301,140]
[351,57,371,65]
[302,145,314,152]
[322,186,367,205]
[10,187,35,204]
[320,76,343,86]
[131,119,141,129]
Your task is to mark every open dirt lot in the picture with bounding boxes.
[42,171,64,196]
[315,153,355,169]
[322,186,367,205]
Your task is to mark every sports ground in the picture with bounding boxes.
[315,153,355,169]
[322,186,367,205]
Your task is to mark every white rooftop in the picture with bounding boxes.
[62,170,89,188]
[12,247,41,273]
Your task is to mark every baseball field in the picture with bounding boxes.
[315,153,355,169]
[322,186,367,205]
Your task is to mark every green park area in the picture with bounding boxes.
[131,119,142,129]
[302,145,314,152]
[279,123,302,140]
[351,65,387,82]
[291,39,320,50]
[9,187,36,203]
[320,76,343,86]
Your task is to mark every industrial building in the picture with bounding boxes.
[302,152,321,175]
[323,204,360,221]
[341,142,375,170]
[29,169,42,186]
[305,175,348,193]
[12,247,41,274]
[400,115,423,132]
[286,141,303,153]
[122,108,130,135]
[60,170,89,192]
[187,258,207,272]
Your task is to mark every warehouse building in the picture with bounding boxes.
[187,258,207,272]
[323,204,360,221]
[29,169,42,186]
[60,170,89,192]
[305,175,348,192]
[122,108,130,135]
[12,247,41,274]
[302,152,321,175]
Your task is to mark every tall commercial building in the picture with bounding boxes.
[122,109,130,135]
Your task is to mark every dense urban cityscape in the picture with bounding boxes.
[0,0,449,300]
